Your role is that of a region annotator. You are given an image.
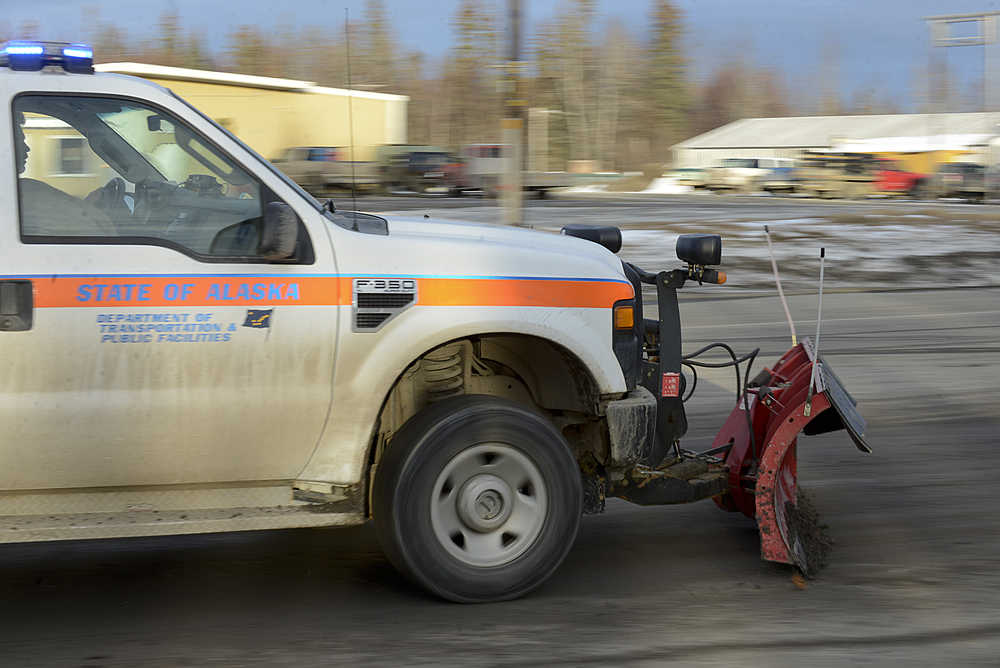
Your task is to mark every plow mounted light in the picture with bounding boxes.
[676,233,722,266]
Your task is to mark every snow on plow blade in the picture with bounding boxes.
[711,340,870,574]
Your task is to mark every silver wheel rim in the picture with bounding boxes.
[430,443,548,568]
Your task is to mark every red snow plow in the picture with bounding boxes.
[710,340,871,572]
[564,226,871,575]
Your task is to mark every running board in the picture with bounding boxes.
[611,456,729,506]
[0,506,365,543]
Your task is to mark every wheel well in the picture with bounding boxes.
[365,334,607,512]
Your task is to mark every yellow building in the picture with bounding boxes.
[19,116,115,198]
[94,62,409,162]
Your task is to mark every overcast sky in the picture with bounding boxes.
[4,0,997,109]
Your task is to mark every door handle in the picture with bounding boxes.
[0,280,33,331]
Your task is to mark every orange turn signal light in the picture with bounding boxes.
[715,271,727,285]
[614,304,635,330]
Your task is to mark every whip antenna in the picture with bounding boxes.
[345,8,359,218]
[805,247,826,416]
[764,225,797,347]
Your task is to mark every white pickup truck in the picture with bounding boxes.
[456,143,574,198]
[707,157,795,193]
[0,42,869,602]
[271,146,378,196]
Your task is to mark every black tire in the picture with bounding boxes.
[373,395,582,603]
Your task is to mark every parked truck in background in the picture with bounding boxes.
[666,167,707,189]
[706,157,795,194]
[272,146,379,196]
[760,163,800,195]
[456,143,573,198]
[930,162,987,201]
[273,143,575,199]
[872,158,929,198]
[798,152,878,199]
[374,144,454,194]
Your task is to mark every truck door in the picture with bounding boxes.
[0,93,338,490]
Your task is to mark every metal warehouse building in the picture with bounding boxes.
[94,63,409,162]
[672,112,1000,168]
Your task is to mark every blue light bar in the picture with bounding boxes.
[63,45,93,60]
[0,40,94,73]
[61,43,94,73]
[5,42,44,56]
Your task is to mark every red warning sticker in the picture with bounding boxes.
[661,372,680,398]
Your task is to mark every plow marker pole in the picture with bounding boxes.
[764,225,797,347]
[806,247,826,416]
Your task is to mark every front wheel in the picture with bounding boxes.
[373,395,582,602]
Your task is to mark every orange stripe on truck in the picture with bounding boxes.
[416,278,633,307]
[26,275,633,309]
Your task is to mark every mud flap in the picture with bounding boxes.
[711,342,870,572]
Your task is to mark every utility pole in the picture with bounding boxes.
[501,0,525,226]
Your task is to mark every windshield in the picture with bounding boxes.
[96,104,253,188]
[170,90,324,213]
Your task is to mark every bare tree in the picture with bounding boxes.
[444,0,500,147]
[359,0,396,89]
[646,0,688,158]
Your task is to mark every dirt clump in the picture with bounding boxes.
[784,487,832,578]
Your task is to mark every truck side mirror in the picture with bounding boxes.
[259,202,299,260]
[676,234,722,266]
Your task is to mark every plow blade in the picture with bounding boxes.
[711,340,870,574]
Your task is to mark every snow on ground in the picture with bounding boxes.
[619,213,998,291]
[563,183,608,193]
[636,177,692,195]
[568,176,691,195]
[374,199,999,292]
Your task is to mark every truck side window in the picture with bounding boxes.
[12,95,309,262]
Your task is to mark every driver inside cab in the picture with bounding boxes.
[14,111,117,237]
